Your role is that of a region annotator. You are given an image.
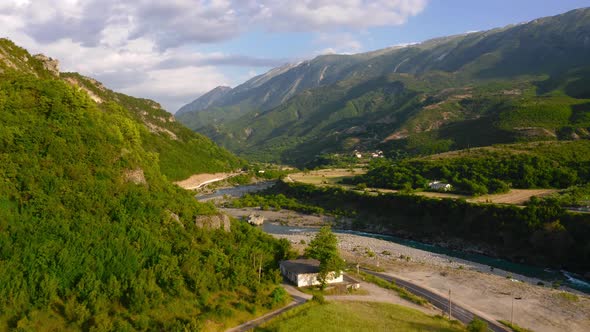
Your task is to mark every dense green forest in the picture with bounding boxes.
[0,40,290,330]
[347,141,590,195]
[259,182,590,273]
[229,194,326,215]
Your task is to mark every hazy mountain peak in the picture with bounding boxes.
[176,85,233,115]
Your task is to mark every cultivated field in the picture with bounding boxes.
[288,168,557,205]
[288,168,365,185]
[469,189,558,204]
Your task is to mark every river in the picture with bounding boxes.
[201,182,590,294]
[263,223,590,293]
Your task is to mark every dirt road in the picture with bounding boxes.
[174,172,238,190]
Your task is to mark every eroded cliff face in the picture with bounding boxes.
[33,54,60,76]
[195,214,231,232]
[0,39,60,77]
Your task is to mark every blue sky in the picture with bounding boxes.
[216,1,590,59]
[1,0,588,112]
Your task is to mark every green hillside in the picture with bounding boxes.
[0,39,288,330]
[352,141,590,195]
[178,8,590,166]
[209,71,590,165]
[60,73,243,181]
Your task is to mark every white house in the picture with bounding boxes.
[429,181,453,192]
[280,259,343,287]
[371,150,384,158]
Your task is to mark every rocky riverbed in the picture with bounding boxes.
[222,207,590,332]
[276,230,590,332]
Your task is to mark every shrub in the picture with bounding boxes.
[270,287,288,307]
[312,293,326,304]
[467,318,488,332]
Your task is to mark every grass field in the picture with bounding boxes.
[289,168,556,205]
[255,301,465,332]
[288,168,365,185]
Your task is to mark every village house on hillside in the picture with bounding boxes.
[428,181,453,192]
[280,259,343,287]
[371,150,384,158]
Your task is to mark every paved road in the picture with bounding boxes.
[362,269,510,332]
[226,300,306,332]
[226,283,310,332]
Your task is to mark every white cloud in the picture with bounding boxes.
[3,0,428,49]
[0,0,428,111]
[256,0,428,31]
[393,42,419,47]
[314,33,363,55]
[120,66,230,112]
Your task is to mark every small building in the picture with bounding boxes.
[371,150,384,158]
[247,214,264,226]
[429,181,453,192]
[280,259,343,287]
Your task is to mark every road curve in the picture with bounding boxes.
[226,300,306,332]
[226,283,310,332]
[361,269,510,332]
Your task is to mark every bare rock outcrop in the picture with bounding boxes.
[124,168,147,185]
[33,54,60,76]
[167,210,184,228]
[247,214,265,226]
[144,122,178,140]
[63,77,104,103]
[195,214,231,232]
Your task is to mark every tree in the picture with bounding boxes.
[304,226,345,290]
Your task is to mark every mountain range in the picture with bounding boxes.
[177,8,590,166]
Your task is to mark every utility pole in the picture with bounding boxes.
[448,289,452,319]
[511,297,514,325]
[258,258,262,284]
[511,296,522,325]
[356,263,360,275]
[253,253,262,283]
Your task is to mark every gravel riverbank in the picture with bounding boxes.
[221,207,590,332]
[274,230,590,332]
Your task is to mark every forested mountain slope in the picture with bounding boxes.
[178,8,590,166]
[175,47,413,129]
[0,38,288,331]
[60,73,242,181]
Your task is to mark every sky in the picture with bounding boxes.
[0,1,589,112]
